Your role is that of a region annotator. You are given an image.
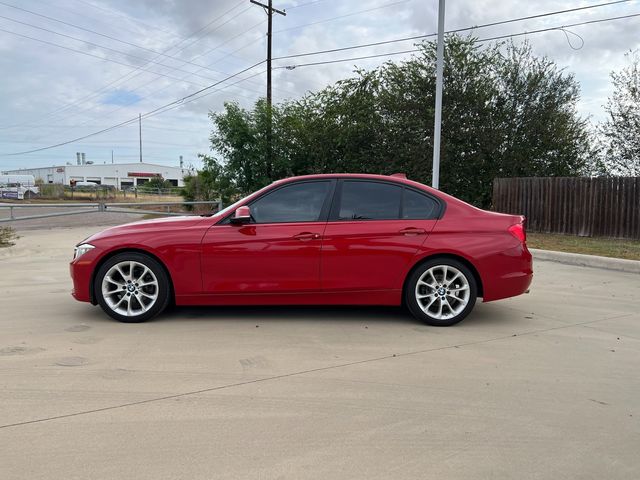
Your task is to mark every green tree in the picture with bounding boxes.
[205,35,593,207]
[181,154,236,206]
[600,50,640,176]
[142,176,172,192]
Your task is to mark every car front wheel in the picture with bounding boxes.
[94,252,170,323]
[405,258,477,326]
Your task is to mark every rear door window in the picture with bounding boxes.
[338,181,402,220]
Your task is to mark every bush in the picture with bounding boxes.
[0,226,17,248]
[39,183,65,199]
[138,177,173,194]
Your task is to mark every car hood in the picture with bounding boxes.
[83,215,209,244]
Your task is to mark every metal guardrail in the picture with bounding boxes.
[0,200,222,223]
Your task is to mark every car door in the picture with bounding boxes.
[321,180,441,292]
[201,180,334,294]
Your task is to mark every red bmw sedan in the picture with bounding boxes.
[70,174,532,326]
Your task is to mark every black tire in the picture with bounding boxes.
[405,258,477,326]
[94,252,170,323]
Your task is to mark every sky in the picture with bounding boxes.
[0,0,639,172]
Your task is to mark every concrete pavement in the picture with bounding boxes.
[0,227,638,480]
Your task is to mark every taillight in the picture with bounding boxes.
[508,223,526,243]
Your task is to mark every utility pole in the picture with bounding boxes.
[138,113,143,163]
[250,0,285,174]
[432,0,445,189]
[250,0,286,106]
[111,149,114,164]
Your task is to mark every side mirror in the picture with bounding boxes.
[231,205,251,224]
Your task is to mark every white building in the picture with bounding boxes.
[3,162,186,189]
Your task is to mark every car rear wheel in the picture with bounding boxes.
[95,252,170,323]
[405,258,477,326]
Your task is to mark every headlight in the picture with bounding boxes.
[73,243,95,260]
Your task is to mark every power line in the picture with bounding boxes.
[2,61,267,156]
[276,11,640,70]
[475,11,640,43]
[274,0,411,33]
[0,2,251,130]
[31,0,178,41]
[4,6,640,156]
[2,0,403,134]
[0,1,252,74]
[69,0,180,38]
[277,49,418,69]
[29,15,267,126]
[3,1,635,111]
[0,27,211,84]
[286,0,334,10]
[1,9,312,139]
[17,18,277,145]
[0,12,252,84]
[274,0,635,60]
[139,69,268,121]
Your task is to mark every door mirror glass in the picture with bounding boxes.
[231,205,251,224]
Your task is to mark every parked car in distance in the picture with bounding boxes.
[70,173,533,326]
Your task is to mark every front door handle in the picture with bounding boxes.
[399,227,427,236]
[293,232,321,241]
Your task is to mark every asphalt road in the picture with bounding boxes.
[0,206,146,230]
[1,227,638,480]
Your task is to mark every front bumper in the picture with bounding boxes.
[69,250,100,303]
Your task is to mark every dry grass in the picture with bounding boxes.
[527,233,640,261]
[0,226,17,248]
[113,193,184,203]
[0,193,183,204]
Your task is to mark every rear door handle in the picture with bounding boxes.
[399,227,427,236]
[293,232,321,241]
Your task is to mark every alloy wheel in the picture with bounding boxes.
[414,265,471,320]
[101,260,159,317]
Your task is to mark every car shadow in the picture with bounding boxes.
[74,300,520,328]
[157,304,421,325]
[154,302,518,327]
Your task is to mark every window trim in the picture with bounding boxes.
[328,179,445,222]
[218,179,336,225]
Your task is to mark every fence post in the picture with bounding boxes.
[10,206,15,220]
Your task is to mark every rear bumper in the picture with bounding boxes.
[480,244,533,302]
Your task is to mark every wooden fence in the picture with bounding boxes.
[492,177,640,239]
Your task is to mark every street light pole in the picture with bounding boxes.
[432,0,445,189]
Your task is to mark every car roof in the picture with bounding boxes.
[274,173,420,186]
[272,173,480,213]
[274,173,448,196]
